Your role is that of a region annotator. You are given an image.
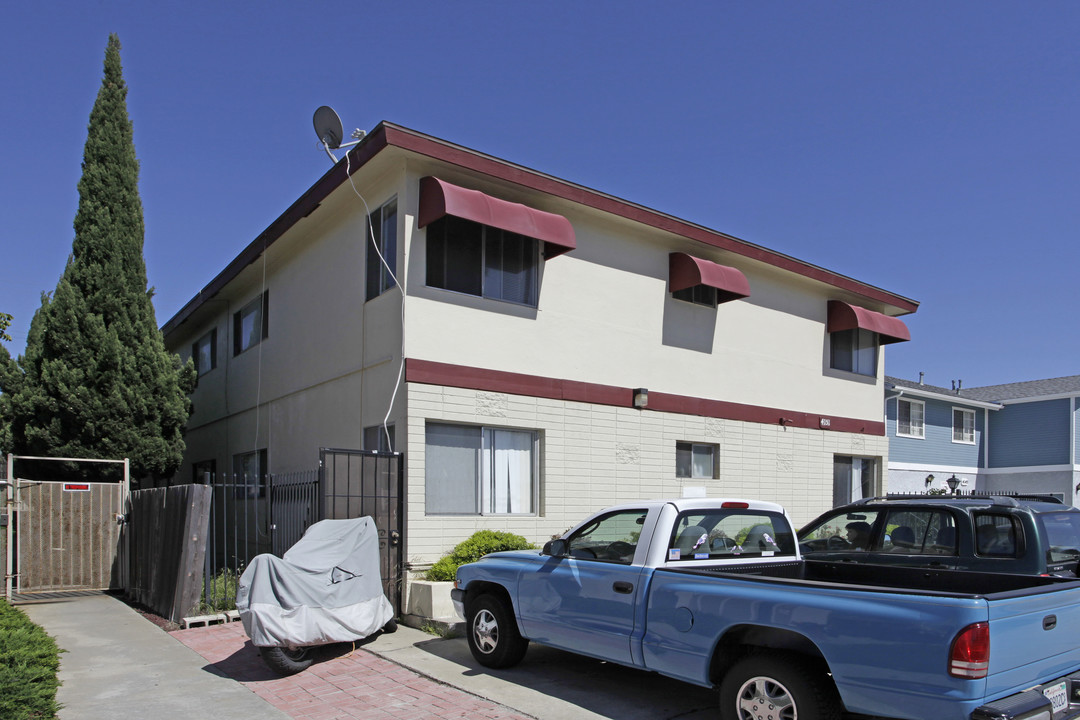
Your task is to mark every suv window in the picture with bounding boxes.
[973,513,1021,558]
[800,510,882,551]
[882,510,957,555]
[1038,512,1080,565]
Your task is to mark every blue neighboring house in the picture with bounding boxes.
[885,375,1080,503]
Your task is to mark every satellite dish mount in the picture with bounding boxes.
[313,106,364,163]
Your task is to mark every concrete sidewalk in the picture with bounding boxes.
[21,592,717,720]
[19,592,290,720]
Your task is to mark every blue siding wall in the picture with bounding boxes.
[988,399,1071,467]
[887,396,984,467]
[1074,399,1079,465]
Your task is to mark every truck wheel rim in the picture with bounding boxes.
[473,608,499,654]
[736,676,796,720]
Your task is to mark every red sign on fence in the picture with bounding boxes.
[63,484,90,492]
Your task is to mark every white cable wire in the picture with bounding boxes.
[344,150,405,453]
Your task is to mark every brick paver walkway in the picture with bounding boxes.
[171,622,533,720]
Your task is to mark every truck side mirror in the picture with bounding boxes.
[543,539,568,557]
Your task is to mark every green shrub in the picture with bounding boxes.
[0,599,62,720]
[196,568,240,613]
[425,530,535,581]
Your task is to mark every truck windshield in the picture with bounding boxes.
[1039,512,1080,564]
[668,511,796,561]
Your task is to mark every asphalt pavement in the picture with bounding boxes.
[19,592,718,720]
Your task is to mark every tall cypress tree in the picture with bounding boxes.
[9,35,194,482]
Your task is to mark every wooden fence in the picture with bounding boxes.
[126,484,211,623]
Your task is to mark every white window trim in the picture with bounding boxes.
[952,406,976,445]
[896,398,925,439]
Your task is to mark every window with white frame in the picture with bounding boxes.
[425,423,538,515]
[233,292,268,356]
[676,442,718,479]
[425,215,539,306]
[953,407,976,444]
[897,398,925,438]
[365,198,397,301]
[192,329,217,376]
[830,328,878,376]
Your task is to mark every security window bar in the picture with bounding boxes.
[365,198,398,301]
[426,215,539,306]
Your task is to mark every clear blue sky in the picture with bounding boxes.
[3,2,1078,389]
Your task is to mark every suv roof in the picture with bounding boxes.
[849,493,1069,514]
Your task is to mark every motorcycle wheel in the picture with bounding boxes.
[259,645,314,676]
[382,618,398,634]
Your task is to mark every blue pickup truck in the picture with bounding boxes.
[452,498,1080,720]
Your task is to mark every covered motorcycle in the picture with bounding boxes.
[236,516,396,675]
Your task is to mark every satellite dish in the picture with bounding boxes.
[313,106,344,150]
[313,105,364,163]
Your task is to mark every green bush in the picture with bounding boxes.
[425,530,535,581]
[0,599,62,720]
[196,568,240,613]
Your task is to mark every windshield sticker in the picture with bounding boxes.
[763,551,775,556]
[694,553,709,559]
[668,548,681,560]
[692,533,707,550]
[733,545,743,555]
[763,533,775,546]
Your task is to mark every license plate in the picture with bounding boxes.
[1043,680,1068,714]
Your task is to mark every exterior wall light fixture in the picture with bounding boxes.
[925,474,935,487]
[633,388,648,409]
[946,475,961,493]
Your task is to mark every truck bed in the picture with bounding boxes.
[669,558,1074,597]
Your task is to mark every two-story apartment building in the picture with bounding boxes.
[886,375,1080,504]
[162,121,917,574]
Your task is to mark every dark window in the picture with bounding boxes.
[232,449,267,498]
[192,329,217,376]
[673,284,718,307]
[426,216,538,305]
[833,456,877,504]
[676,442,718,479]
[830,328,878,376]
[192,459,216,484]
[974,513,1021,557]
[365,198,398,301]
[363,423,396,453]
[233,292,268,356]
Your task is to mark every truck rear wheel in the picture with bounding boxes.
[465,594,528,669]
[719,652,840,720]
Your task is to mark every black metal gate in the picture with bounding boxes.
[199,450,404,616]
[319,449,404,613]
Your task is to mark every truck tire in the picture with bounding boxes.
[465,594,529,669]
[719,652,840,720]
[259,646,314,676]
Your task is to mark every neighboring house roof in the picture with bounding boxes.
[887,374,1080,406]
[885,376,1003,410]
[958,375,1080,403]
[162,121,918,338]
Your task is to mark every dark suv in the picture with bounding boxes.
[798,494,1080,576]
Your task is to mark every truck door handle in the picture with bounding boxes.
[1044,615,1057,631]
[613,581,634,594]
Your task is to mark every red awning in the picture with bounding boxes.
[827,300,911,344]
[418,177,576,258]
[669,252,751,303]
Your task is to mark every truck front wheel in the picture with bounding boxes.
[465,594,528,669]
[719,652,840,720]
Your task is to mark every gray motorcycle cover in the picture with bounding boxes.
[237,517,394,648]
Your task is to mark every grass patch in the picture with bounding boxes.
[0,599,62,720]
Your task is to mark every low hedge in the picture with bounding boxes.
[425,530,535,581]
[0,599,62,720]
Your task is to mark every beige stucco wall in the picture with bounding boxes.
[405,382,888,567]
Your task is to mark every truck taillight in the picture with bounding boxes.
[721,502,750,509]
[950,622,990,679]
